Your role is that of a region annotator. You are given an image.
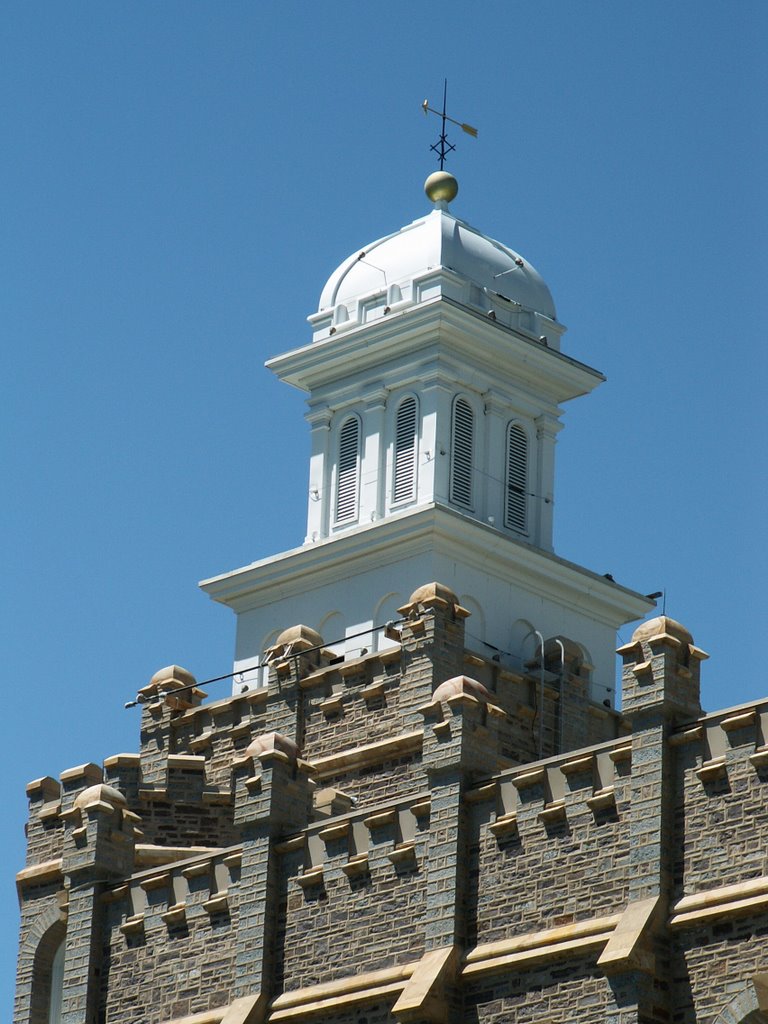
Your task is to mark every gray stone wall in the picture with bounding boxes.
[468,757,632,945]
[100,889,238,1023]
[277,835,427,992]
[16,599,768,1024]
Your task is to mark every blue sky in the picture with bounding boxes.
[3,1,767,1012]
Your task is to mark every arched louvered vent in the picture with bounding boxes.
[450,397,474,508]
[393,397,417,503]
[335,416,360,523]
[505,422,528,532]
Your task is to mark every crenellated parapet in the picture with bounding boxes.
[61,782,141,882]
[26,585,768,1024]
[105,844,240,939]
[618,615,707,725]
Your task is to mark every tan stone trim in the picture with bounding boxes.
[695,757,727,781]
[135,844,224,868]
[673,697,768,738]
[608,744,631,763]
[360,680,386,701]
[273,836,306,854]
[317,821,349,841]
[463,914,621,977]
[299,645,402,690]
[720,709,757,731]
[639,630,683,648]
[378,646,402,664]
[156,1010,222,1024]
[669,725,703,746]
[597,896,660,971]
[670,876,768,928]
[392,945,457,1022]
[157,993,266,1024]
[339,658,370,678]
[60,762,103,783]
[269,963,416,1021]
[465,783,496,804]
[309,731,423,778]
[26,775,61,797]
[560,754,594,775]
[616,639,641,657]
[103,753,141,768]
[463,653,486,668]
[512,767,545,788]
[298,665,339,689]
[167,754,207,770]
[16,858,63,888]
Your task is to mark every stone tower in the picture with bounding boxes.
[201,171,651,704]
[16,170,768,1024]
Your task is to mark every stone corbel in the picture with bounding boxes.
[597,895,662,974]
[489,777,518,840]
[392,946,459,1023]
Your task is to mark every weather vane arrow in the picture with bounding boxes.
[422,79,478,170]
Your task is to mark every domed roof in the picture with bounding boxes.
[318,206,556,321]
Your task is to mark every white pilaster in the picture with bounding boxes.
[360,383,387,526]
[305,406,332,542]
[534,412,561,551]
[483,391,507,531]
[421,378,454,506]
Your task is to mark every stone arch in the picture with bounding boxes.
[712,984,768,1024]
[16,905,66,1024]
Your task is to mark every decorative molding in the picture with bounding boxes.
[463,914,621,977]
[309,731,423,779]
[269,962,415,1021]
[670,876,768,929]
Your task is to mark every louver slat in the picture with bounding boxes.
[451,398,474,508]
[505,423,528,532]
[336,418,360,522]
[393,398,417,503]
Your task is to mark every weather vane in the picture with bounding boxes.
[422,80,478,170]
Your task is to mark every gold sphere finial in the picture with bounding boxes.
[424,170,458,205]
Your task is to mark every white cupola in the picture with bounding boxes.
[268,172,600,552]
[202,171,653,705]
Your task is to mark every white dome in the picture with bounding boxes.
[318,206,556,321]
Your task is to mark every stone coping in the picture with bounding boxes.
[16,859,63,889]
[309,730,423,778]
[463,913,621,977]
[670,875,768,929]
[672,695,768,736]
[469,734,632,795]
[299,644,402,690]
[270,963,415,1019]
